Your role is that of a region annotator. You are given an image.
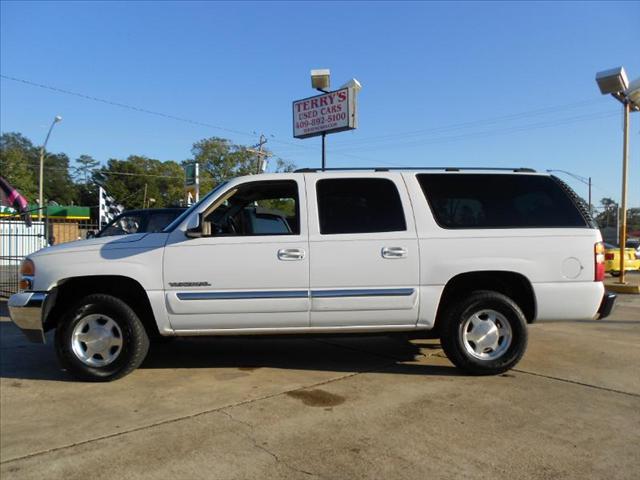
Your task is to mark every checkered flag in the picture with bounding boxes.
[98,186,124,229]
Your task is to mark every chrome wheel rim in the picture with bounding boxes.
[71,314,123,367]
[461,309,512,360]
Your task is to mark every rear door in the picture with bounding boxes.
[306,173,420,327]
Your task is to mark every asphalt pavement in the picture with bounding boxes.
[1,284,639,479]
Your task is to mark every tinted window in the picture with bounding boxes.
[417,174,588,229]
[204,180,299,236]
[250,212,291,234]
[316,178,406,234]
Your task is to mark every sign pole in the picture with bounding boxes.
[618,100,630,285]
[322,133,326,170]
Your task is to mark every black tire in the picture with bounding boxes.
[610,271,620,277]
[440,290,528,375]
[55,294,150,382]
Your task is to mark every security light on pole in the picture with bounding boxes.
[311,69,330,92]
[626,77,640,110]
[595,66,638,289]
[596,67,629,95]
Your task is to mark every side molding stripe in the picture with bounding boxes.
[311,288,414,298]
[176,288,415,301]
[177,291,309,300]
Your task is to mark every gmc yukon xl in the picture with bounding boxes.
[8,168,616,381]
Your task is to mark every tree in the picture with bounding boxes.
[0,132,38,202]
[75,154,99,184]
[44,153,77,205]
[274,157,296,173]
[93,155,183,209]
[190,137,258,194]
[595,197,618,229]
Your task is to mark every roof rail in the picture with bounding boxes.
[294,167,537,173]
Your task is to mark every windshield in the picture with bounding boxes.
[162,182,228,232]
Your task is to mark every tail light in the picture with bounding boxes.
[595,242,605,282]
[605,253,614,260]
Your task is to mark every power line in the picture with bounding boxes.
[1,74,620,166]
[332,99,605,147]
[1,160,185,179]
[0,74,257,139]
[1,74,363,164]
[331,110,619,154]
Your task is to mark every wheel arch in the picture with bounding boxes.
[434,271,537,330]
[44,275,160,338]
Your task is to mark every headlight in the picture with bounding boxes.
[19,258,35,290]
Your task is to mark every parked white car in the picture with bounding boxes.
[8,168,616,381]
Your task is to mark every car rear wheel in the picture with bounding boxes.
[55,294,150,381]
[440,290,528,375]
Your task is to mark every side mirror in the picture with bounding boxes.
[86,231,96,239]
[186,213,209,238]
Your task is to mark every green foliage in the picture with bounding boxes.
[94,156,184,209]
[75,154,99,184]
[191,137,260,194]
[274,157,296,173]
[44,153,77,205]
[1,132,296,212]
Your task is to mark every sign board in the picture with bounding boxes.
[184,163,198,187]
[184,163,199,204]
[293,88,357,139]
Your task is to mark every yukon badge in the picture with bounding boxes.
[169,281,211,287]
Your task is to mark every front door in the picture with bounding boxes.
[306,173,420,327]
[163,177,309,332]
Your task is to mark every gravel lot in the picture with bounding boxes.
[1,283,639,479]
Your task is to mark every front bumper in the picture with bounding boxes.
[597,292,617,320]
[8,292,48,343]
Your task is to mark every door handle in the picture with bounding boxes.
[382,246,407,259]
[278,248,306,261]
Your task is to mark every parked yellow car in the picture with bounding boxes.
[604,243,640,276]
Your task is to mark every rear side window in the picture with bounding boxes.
[417,174,588,229]
[316,178,406,234]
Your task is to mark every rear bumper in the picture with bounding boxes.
[7,292,48,343]
[597,292,617,320]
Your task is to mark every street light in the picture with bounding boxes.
[546,169,592,214]
[595,66,639,286]
[38,115,63,219]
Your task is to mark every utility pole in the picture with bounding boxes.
[143,183,148,209]
[247,134,272,174]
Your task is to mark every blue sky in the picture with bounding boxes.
[1,1,639,206]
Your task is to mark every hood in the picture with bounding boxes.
[31,233,166,257]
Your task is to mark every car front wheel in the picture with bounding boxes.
[55,294,150,381]
[440,290,528,375]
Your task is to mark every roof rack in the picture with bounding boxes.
[294,167,537,173]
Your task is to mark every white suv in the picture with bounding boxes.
[8,168,616,381]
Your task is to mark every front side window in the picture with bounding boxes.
[417,174,588,229]
[316,178,407,234]
[204,180,299,236]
